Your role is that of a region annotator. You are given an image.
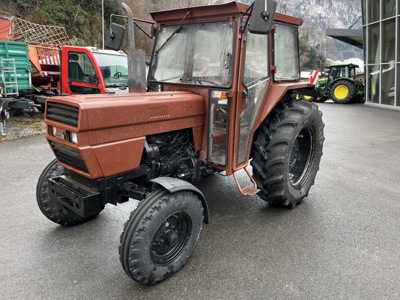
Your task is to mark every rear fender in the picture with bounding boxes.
[292,86,317,99]
[151,177,209,224]
[257,83,315,129]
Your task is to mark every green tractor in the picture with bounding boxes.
[316,64,364,104]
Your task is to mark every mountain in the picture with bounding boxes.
[280,0,363,61]
[238,0,364,61]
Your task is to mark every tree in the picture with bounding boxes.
[0,0,122,47]
[299,34,326,71]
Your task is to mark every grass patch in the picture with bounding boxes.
[26,123,44,131]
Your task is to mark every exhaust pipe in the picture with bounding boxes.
[122,2,146,93]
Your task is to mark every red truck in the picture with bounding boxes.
[32,45,129,106]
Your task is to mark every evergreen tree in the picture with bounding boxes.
[299,34,327,71]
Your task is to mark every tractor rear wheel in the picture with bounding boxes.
[251,101,324,208]
[330,80,356,104]
[36,159,104,226]
[119,189,204,285]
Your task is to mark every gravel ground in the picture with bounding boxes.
[0,113,46,142]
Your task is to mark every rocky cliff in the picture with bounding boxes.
[238,0,363,61]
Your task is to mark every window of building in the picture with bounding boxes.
[368,65,380,104]
[382,19,396,63]
[367,0,380,23]
[381,62,396,105]
[362,0,367,24]
[397,64,400,107]
[367,23,380,64]
[398,16,400,62]
[383,0,396,18]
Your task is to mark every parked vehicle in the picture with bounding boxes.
[36,0,324,285]
[1,42,129,108]
[316,63,364,103]
[0,43,128,134]
[0,15,129,134]
[0,41,35,134]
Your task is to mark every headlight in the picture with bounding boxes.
[68,131,78,144]
[49,126,57,136]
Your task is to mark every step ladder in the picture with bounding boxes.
[0,58,19,97]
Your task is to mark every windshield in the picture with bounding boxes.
[93,52,128,88]
[149,21,235,87]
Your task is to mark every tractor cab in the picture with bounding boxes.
[145,1,314,174]
[326,64,357,81]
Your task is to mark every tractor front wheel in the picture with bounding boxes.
[330,80,356,104]
[119,189,204,285]
[36,159,104,226]
[251,101,324,208]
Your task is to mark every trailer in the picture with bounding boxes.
[0,40,36,134]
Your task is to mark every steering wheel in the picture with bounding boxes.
[113,72,122,78]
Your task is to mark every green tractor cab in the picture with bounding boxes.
[316,64,364,104]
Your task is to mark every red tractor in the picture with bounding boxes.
[37,0,324,285]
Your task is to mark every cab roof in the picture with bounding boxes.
[150,1,248,24]
[328,63,360,68]
[86,47,126,56]
[150,1,302,26]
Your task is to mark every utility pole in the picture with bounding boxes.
[102,0,104,49]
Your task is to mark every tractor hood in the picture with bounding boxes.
[45,91,206,145]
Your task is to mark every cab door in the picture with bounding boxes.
[61,47,106,95]
[235,29,270,168]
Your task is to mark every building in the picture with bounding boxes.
[362,0,399,108]
[326,0,399,108]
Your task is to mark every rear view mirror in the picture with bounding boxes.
[249,0,277,34]
[105,23,126,51]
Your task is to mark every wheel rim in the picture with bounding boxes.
[289,128,314,187]
[304,95,312,101]
[150,212,192,265]
[334,85,349,100]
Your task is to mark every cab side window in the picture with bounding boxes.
[68,52,97,83]
[68,52,100,94]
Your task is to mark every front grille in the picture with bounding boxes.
[50,141,88,172]
[47,102,79,127]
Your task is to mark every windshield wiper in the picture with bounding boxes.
[155,11,191,55]
[149,11,191,81]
